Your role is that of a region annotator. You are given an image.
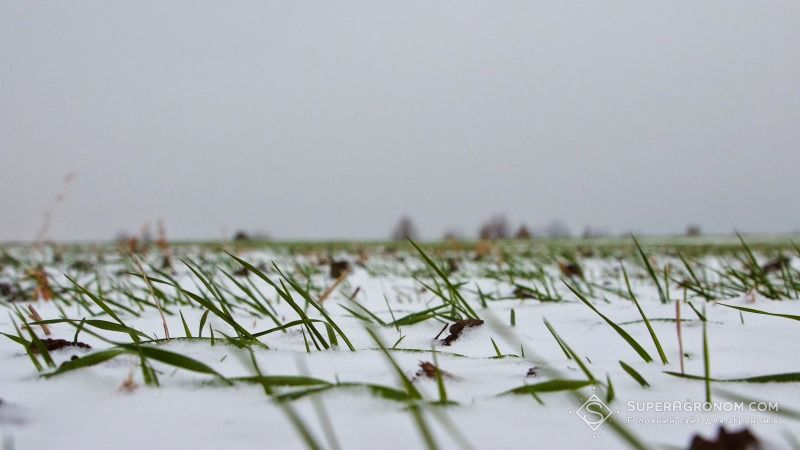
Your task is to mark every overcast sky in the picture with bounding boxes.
[1,1,798,242]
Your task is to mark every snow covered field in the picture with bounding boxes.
[1,239,798,449]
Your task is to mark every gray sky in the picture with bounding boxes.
[1,1,799,242]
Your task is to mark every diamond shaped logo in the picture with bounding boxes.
[575,394,614,431]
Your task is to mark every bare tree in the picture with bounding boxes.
[686,224,702,237]
[232,230,271,241]
[478,215,510,240]
[233,230,251,241]
[391,216,419,241]
[514,225,532,240]
[581,226,609,239]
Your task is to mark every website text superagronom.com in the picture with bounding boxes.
[627,401,779,413]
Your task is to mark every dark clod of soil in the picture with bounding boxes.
[414,361,454,380]
[30,338,91,353]
[558,261,583,278]
[446,257,459,274]
[761,256,790,274]
[329,260,350,279]
[0,282,14,297]
[69,260,94,272]
[440,319,484,346]
[688,426,760,450]
[513,286,536,299]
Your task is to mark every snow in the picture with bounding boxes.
[1,247,798,449]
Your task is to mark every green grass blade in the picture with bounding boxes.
[621,263,668,364]
[619,360,649,388]
[564,280,653,363]
[501,379,594,395]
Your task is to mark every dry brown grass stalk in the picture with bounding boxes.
[676,294,685,375]
[132,254,170,339]
[319,270,349,303]
[27,305,51,335]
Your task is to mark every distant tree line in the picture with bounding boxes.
[388,216,704,241]
[223,218,704,242]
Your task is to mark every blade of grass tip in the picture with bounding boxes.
[632,235,667,303]
[198,310,210,338]
[717,303,800,322]
[73,317,86,345]
[619,361,649,388]
[179,310,193,338]
[490,338,503,358]
[383,294,401,333]
[606,374,615,403]
[301,327,311,353]
[543,319,596,381]
[476,285,487,308]
[325,322,339,348]
[621,263,668,364]
[564,279,653,363]
[543,319,573,360]
[687,301,707,322]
